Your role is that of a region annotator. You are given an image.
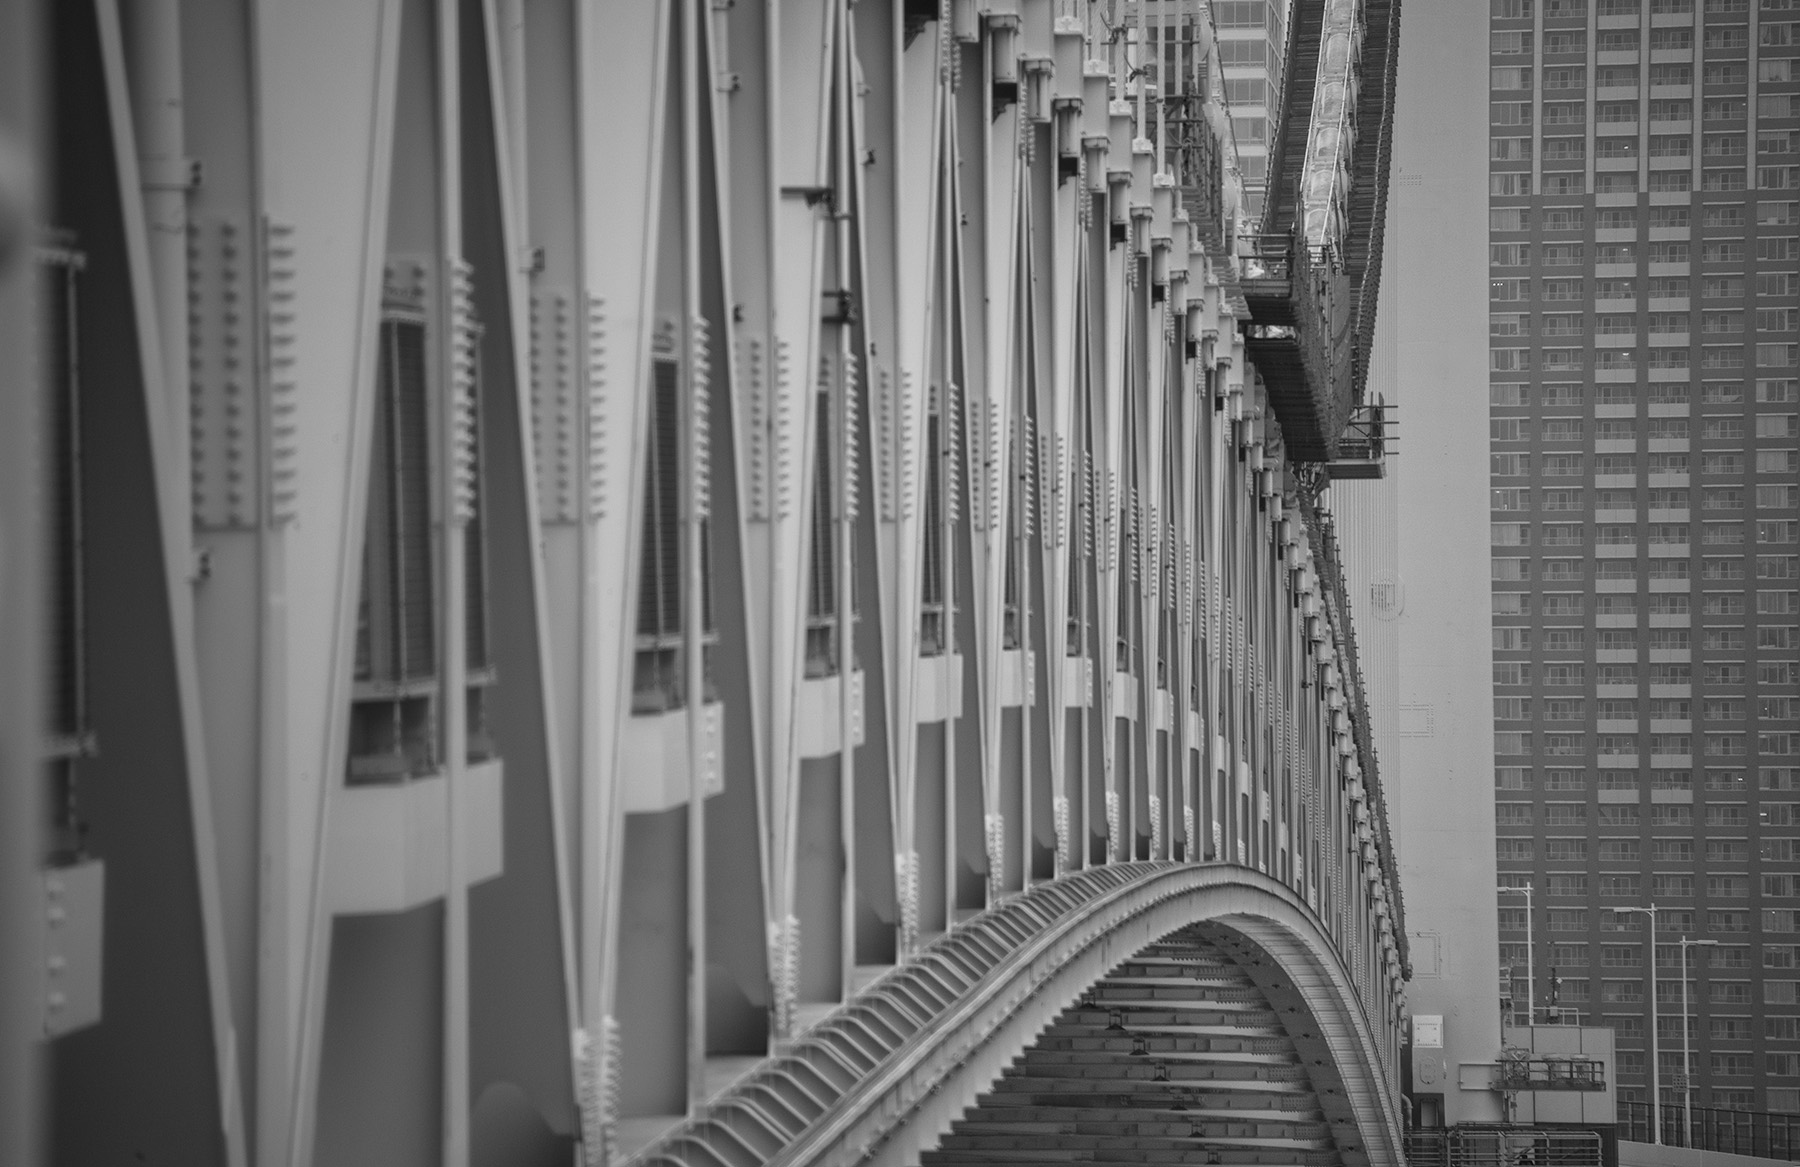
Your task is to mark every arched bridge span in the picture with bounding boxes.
[628,864,1403,1167]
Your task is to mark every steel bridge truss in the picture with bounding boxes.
[12,1,1407,1166]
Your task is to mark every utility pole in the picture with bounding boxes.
[1678,937,1718,1148]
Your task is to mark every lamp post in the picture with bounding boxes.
[1617,904,1661,1144]
[1500,883,1536,1024]
[1678,937,1719,1148]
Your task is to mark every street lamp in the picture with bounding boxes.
[1616,904,1661,1145]
[1678,937,1719,1149]
[1500,882,1536,1024]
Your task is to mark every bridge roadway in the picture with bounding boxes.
[626,863,1402,1167]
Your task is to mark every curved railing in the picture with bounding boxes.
[624,863,1404,1167]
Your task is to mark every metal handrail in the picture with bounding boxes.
[1404,1127,1604,1167]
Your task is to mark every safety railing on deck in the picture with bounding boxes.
[1405,1127,1605,1167]
[1618,1101,1799,1159]
[1238,229,1354,461]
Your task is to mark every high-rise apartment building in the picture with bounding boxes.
[1487,0,1800,1118]
[1215,0,1290,217]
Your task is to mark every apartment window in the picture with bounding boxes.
[1706,135,1749,160]
[1709,911,1750,934]
[1703,382,1745,404]
[1497,803,1534,827]
[1760,95,1800,118]
[1760,520,1799,544]
[1603,982,1645,1004]
[1492,67,1534,91]
[1547,874,1590,896]
[1597,733,1637,756]
[1707,804,1748,827]
[1493,453,1530,476]
[1598,525,1637,547]
[1651,102,1695,130]
[1546,769,1588,791]
[1759,592,1800,617]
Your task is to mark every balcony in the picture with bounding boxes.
[1327,398,1395,480]
[1238,231,1353,462]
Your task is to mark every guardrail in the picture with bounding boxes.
[1618,1100,1799,1159]
[1405,1127,1605,1167]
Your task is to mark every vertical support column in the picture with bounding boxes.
[120,0,192,578]
[436,0,470,1158]
[679,0,708,1109]
[0,6,42,1158]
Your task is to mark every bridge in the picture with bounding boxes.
[0,1,1406,1166]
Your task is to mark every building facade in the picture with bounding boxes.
[1216,0,1291,218]
[1486,0,1800,1116]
